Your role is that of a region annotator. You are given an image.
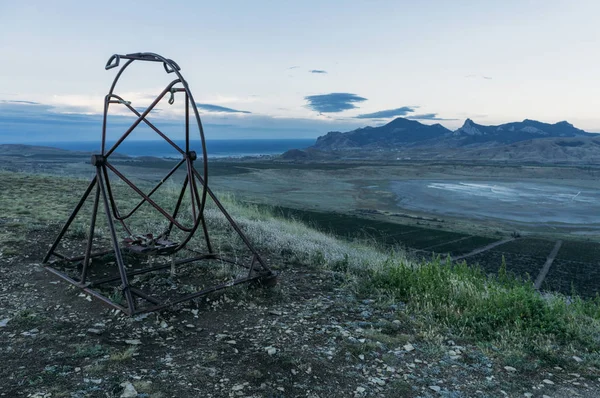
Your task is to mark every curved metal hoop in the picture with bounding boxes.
[101,52,209,253]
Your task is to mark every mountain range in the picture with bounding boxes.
[283,118,600,164]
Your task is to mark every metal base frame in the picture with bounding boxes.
[42,52,276,315]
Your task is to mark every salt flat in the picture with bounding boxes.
[390,180,600,225]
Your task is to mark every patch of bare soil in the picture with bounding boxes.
[1,230,600,398]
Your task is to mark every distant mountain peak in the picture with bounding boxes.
[456,118,482,136]
[312,117,451,151]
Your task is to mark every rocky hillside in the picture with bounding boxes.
[310,118,593,151]
[450,118,591,146]
[313,118,451,150]
[282,117,599,163]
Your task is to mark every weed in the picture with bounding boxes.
[72,344,107,359]
[110,346,137,361]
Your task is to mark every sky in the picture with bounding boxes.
[0,0,598,143]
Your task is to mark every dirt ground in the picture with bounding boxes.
[1,227,600,398]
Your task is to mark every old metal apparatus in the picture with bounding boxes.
[43,52,277,315]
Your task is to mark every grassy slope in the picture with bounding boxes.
[2,170,600,369]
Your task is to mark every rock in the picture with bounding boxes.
[231,384,245,391]
[269,310,282,316]
[356,386,366,393]
[87,328,103,336]
[0,318,10,327]
[370,377,385,386]
[429,385,441,392]
[226,340,237,345]
[266,346,277,355]
[542,379,555,385]
[573,356,583,363]
[120,381,138,398]
[403,343,415,352]
[125,339,142,345]
[504,366,517,372]
[524,393,533,397]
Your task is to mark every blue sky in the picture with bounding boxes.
[0,0,598,142]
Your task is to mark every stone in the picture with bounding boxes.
[0,318,10,327]
[266,346,277,355]
[573,356,583,363]
[370,377,385,386]
[542,379,555,385]
[125,339,142,345]
[403,343,415,352]
[504,366,517,372]
[429,385,441,392]
[87,328,103,336]
[231,384,245,391]
[120,381,138,398]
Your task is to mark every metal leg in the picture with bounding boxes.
[43,176,97,263]
[97,166,136,315]
[80,184,101,284]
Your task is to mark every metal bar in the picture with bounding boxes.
[102,165,133,235]
[80,184,101,284]
[188,160,212,253]
[43,176,97,263]
[130,287,161,305]
[97,166,136,314]
[101,97,109,155]
[193,169,271,273]
[108,94,185,155]
[164,175,188,238]
[104,80,180,158]
[44,265,129,314]
[173,254,219,266]
[89,263,173,286]
[185,92,190,153]
[111,158,186,221]
[49,252,69,261]
[60,249,114,263]
[89,254,219,286]
[105,161,193,232]
[187,159,197,222]
[135,275,265,314]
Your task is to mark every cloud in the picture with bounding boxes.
[287,66,299,70]
[195,103,251,114]
[0,100,370,142]
[355,106,416,119]
[304,93,367,113]
[407,113,458,121]
[1,100,41,105]
[309,70,327,74]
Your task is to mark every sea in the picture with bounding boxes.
[33,139,314,159]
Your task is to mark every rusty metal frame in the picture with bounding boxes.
[42,52,276,315]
